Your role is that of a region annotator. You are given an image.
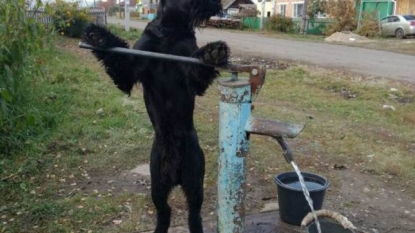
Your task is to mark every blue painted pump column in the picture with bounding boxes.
[217,73,251,233]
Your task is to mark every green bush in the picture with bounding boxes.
[265,14,293,33]
[130,11,140,18]
[110,7,125,18]
[107,24,142,40]
[50,0,91,38]
[0,0,53,154]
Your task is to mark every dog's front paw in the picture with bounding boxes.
[197,41,230,67]
[83,24,112,48]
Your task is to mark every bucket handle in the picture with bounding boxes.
[301,209,357,231]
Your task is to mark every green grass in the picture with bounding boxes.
[195,66,415,194]
[1,35,415,232]
[250,67,415,178]
[344,38,415,56]
[107,24,142,41]
[0,37,154,232]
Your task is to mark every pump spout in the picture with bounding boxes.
[245,117,305,139]
[245,117,303,163]
[275,137,294,163]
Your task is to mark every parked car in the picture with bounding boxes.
[380,15,415,39]
[220,13,231,19]
[213,13,231,19]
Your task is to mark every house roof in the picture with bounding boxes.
[222,0,237,9]
[239,4,256,9]
[222,0,255,9]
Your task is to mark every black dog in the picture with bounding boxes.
[83,0,229,232]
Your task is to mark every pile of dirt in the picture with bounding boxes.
[230,56,292,70]
[325,31,371,43]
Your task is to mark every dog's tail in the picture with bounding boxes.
[83,24,137,95]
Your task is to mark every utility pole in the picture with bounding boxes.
[300,0,309,34]
[272,0,276,15]
[259,0,265,30]
[118,0,121,18]
[125,0,130,31]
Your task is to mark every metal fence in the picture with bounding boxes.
[25,10,52,26]
[243,17,334,35]
[292,18,334,35]
[25,8,107,27]
[87,9,107,26]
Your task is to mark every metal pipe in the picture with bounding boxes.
[217,78,251,233]
[79,42,241,71]
[244,117,303,164]
[244,117,304,139]
[79,42,206,65]
[391,0,397,15]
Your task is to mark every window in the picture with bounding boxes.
[267,11,271,17]
[380,16,389,23]
[390,16,400,22]
[279,4,286,17]
[228,8,239,15]
[403,15,415,20]
[293,3,304,18]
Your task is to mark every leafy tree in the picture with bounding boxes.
[50,0,91,38]
[307,0,328,18]
[326,0,357,34]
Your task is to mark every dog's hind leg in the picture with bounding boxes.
[151,180,173,233]
[182,175,204,233]
[150,145,174,233]
[181,134,205,233]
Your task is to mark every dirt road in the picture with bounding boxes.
[108,18,415,83]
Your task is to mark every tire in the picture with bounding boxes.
[395,28,405,39]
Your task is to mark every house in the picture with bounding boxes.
[136,0,158,14]
[98,0,117,10]
[357,0,395,19]
[252,0,277,18]
[118,0,138,8]
[275,0,305,18]
[222,0,256,16]
[356,0,414,19]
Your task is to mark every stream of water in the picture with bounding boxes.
[291,161,322,233]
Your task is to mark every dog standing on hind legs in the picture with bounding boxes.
[83,0,229,232]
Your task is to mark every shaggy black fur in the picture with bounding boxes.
[82,0,229,232]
